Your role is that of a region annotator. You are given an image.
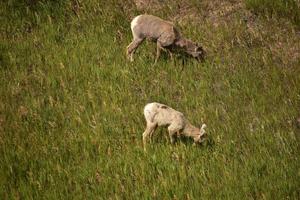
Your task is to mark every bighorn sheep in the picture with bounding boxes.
[127,14,205,64]
[142,102,207,149]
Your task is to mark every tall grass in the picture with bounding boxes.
[246,0,300,27]
[0,0,299,199]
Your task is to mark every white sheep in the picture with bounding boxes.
[127,14,205,64]
[142,102,207,149]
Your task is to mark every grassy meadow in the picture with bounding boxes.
[0,0,299,199]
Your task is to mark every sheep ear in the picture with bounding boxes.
[200,124,206,135]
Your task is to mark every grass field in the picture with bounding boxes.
[0,0,299,199]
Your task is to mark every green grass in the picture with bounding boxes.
[246,0,300,27]
[0,0,300,199]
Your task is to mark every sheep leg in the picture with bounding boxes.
[143,123,156,150]
[167,49,173,60]
[160,46,173,59]
[127,38,144,62]
[157,32,176,63]
[168,126,180,144]
[168,131,176,144]
[149,124,157,141]
[154,42,163,64]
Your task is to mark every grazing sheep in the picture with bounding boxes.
[127,14,205,64]
[142,102,206,149]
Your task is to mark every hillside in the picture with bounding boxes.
[0,0,299,199]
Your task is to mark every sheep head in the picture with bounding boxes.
[175,39,205,61]
[194,124,207,144]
